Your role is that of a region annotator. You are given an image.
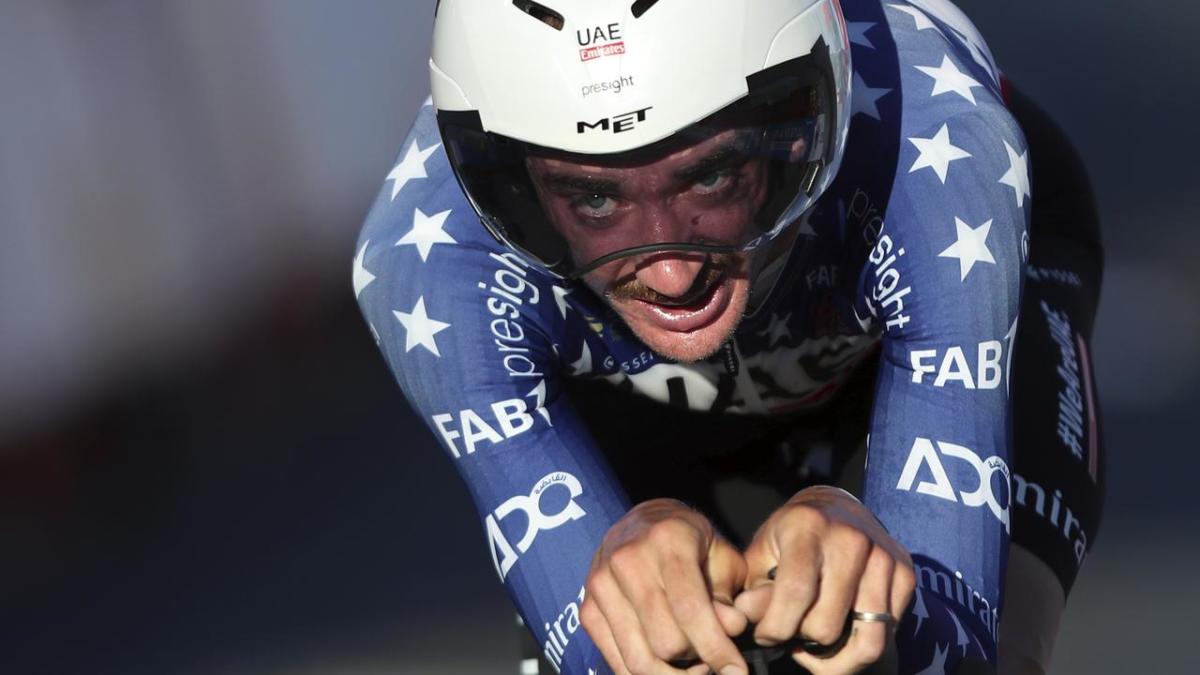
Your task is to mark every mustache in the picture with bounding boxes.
[607,254,738,306]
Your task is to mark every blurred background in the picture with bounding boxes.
[1,1,1196,673]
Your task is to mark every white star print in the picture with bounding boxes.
[916,55,983,105]
[998,140,1031,208]
[396,208,456,262]
[914,643,949,675]
[848,22,877,49]
[889,3,940,32]
[353,240,376,299]
[912,587,929,636]
[552,285,572,319]
[569,341,593,375]
[939,217,996,281]
[393,297,451,357]
[908,123,972,183]
[386,140,439,201]
[945,606,970,656]
[851,72,893,121]
[909,0,1000,85]
[760,312,792,347]
[526,380,552,425]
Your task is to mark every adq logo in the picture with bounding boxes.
[896,437,1011,531]
[487,471,587,580]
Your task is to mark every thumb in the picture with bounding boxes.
[704,535,748,603]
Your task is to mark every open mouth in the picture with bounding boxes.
[632,267,733,333]
[648,266,727,308]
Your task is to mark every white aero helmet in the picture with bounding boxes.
[431,0,852,280]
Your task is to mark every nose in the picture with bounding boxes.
[630,201,707,297]
[634,251,707,297]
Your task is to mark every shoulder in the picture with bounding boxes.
[353,102,575,405]
[838,1,1029,339]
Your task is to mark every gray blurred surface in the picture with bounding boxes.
[1,1,1197,673]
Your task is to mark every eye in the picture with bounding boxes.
[573,193,618,218]
[692,170,733,195]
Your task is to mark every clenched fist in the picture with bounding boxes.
[735,486,916,674]
[580,498,750,675]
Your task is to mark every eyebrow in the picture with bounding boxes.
[673,142,753,184]
[540,173,622,195]
[536,139,755,195]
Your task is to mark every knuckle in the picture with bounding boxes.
[832,524,872,561]
[648,633,689,662]
[624,651,654,675]
[755,620,795,644]
[648,517,696,546]
[585,572,607,601]
[803,615,844,645]
[784,504,829,532]
[691,631,735,663]
[608,545,642,575]
[579,598,601,630]
[867,544,896,577]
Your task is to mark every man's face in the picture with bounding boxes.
[527,129,770,363]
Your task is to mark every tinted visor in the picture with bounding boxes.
[438,48,837,278]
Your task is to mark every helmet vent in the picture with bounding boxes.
[512,0,564,30]
[630,0,661,18]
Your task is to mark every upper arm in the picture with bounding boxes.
[353,104,628,673]
[855,6,1030,668]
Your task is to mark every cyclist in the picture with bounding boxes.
[354,1,1104,673]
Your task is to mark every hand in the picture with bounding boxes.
[580,498,750,675]
[734,486,916,674]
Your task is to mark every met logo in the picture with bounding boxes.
[577,106,653,134]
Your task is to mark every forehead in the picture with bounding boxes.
[526,127,745,178]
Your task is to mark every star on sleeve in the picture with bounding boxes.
[915,55,983,105]
[569,340,593,375]
[888,3,941,32]
[386,140,440,201]
[938,217,996,281]
[852,72,894,121]
[395,208,456,262]
[848,22,878,49]
[393,297,451,357]
[552,285,573,319]
[908,123,972,183]
[998,140,1031,208]
[353,239,376,299]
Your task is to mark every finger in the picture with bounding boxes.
[610,552,692,661]
[582,596,635,675]
[797,529,871,646]
[705,537,748,603]
[793,545,894,673]
[741,533,780,590]
[591,571,681,675]
[713,599,748,638]
[735,537,779,624]
[793,621,890,675]
[660,552,749,675]
[732,585,771,624]
[754,529,820,646]
[891,561,917,625]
